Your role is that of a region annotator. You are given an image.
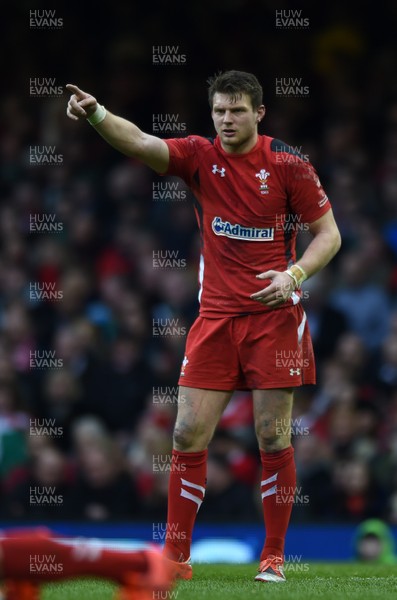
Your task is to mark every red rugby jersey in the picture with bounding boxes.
[163,134,331,317]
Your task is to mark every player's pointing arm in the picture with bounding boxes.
[65,84,169,173]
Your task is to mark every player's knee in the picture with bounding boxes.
[256,423,289,452]
[260,436,289,452]
[173,423,205,451]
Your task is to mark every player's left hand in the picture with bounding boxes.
[250,270,296,307]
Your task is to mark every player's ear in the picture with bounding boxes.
[257,105,266,123]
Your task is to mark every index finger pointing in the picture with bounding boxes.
[66,84,84,96]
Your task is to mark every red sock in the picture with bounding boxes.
[259,446,296,561]
[163,449,207,562]
[0,532,147,584]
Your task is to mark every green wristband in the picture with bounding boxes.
[87,104,106,126]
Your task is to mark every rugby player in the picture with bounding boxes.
[0,527,177,599]
[66,70,341,583]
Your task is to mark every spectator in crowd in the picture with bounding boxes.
[0,382,30,479]
[67,418,141,520]
[330,250,391,351]
[5,446,73,519]
[199,453,258,522]
[330,458,386,522]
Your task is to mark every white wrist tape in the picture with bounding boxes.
[87,104,107,126]
[285,264,308,288]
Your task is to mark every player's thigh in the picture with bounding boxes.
[238,305,315,389]
[175,386,232,445]
[253,388,294,449]
[178,316,241,389]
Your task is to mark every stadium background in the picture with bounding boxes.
[1,0,397,560]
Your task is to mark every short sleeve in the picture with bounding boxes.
[163,136,199,185]
[286,160,331,224]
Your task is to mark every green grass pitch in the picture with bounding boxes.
[38,563,397,600]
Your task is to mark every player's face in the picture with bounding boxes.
[211,92,265,154]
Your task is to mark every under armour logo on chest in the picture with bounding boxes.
[212,164,226,177]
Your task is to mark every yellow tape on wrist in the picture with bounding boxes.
[285,264,307,288]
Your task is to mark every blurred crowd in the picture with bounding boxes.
[1,2,397,524]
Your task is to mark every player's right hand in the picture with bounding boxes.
[66,84,98,121]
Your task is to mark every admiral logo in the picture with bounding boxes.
[318,195,329,207]
[212,217,274,241]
